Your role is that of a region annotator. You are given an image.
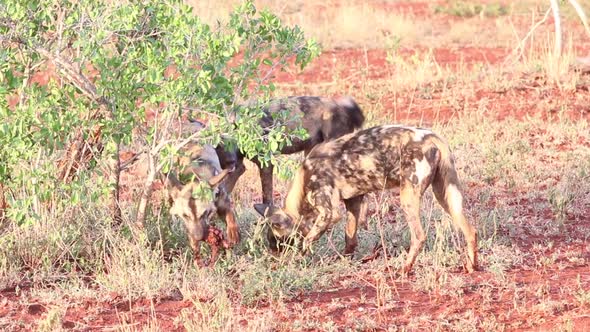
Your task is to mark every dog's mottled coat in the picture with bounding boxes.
[255,125,478,274]
[164,143,236,265]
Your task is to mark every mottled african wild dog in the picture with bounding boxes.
[164,143,236,266]
[254,125,478,274]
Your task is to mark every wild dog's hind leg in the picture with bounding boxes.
[343,195,365,255]
[302,187,341,254]
[359,197,368,230]
[400,182,425,274]
[432,180,478,272]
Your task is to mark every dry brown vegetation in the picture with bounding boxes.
[1,0,590,331]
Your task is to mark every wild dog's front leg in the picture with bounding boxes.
[343,195,365,255]
[215,189,240,246]
[215,146,244,193]
[224,210,239,246]
[251,158,274,204]
[185,222,208,267]
[301,208,331,255]
[216,208,239,246]
[259,165,274,205]
[302,188,340,254]
[400,183,425,274]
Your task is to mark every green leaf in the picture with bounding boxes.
[269,140,278,152]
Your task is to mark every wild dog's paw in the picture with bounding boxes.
[461,250,478,273]
[193,258,206,268]
[463,257,478,274]
[226,224,240,247]
[402,264,415,276]
[224,210,240,246]
[301,239,314,255]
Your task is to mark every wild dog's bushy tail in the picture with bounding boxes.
[427,133,478,272]
[284,166,308,218]
[335,96,365,130]
[426,134,461,206]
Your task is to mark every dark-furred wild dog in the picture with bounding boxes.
[254,125,478,274]
[215,96,365,205]
[164,143,236,266]
[213,96,365,246]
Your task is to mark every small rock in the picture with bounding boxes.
[27,303,44,315]
[62,320,75,329]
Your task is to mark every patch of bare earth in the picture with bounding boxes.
[3,1,590,330]
[0,287,189,331]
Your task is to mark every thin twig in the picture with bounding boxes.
[503,7,552,66]
[568,0,590,37]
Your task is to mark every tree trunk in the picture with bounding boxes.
[107,141,122,225]
[135,152,156,228]
[0,182,7,223]
[57,125,104,181]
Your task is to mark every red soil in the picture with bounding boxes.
[271,45,590,126]
[271,46,511,85]
[312,1,437,17]
[0,287,188,331]
[3,2,590,330]
[282,264,590,330]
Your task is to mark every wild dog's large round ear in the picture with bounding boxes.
[253,203,271,217]
[163,173,184,201]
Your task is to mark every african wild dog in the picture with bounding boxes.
[164,143,236,266]
[214,96,365,205]
[211,96,365,246]
[254,125,478,274]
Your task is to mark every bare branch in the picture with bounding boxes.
[568,0,590,37]
[549,0,562,56]
[504,7,552,65]
[182,106,223,119]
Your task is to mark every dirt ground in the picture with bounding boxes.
[2,1,590,331]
